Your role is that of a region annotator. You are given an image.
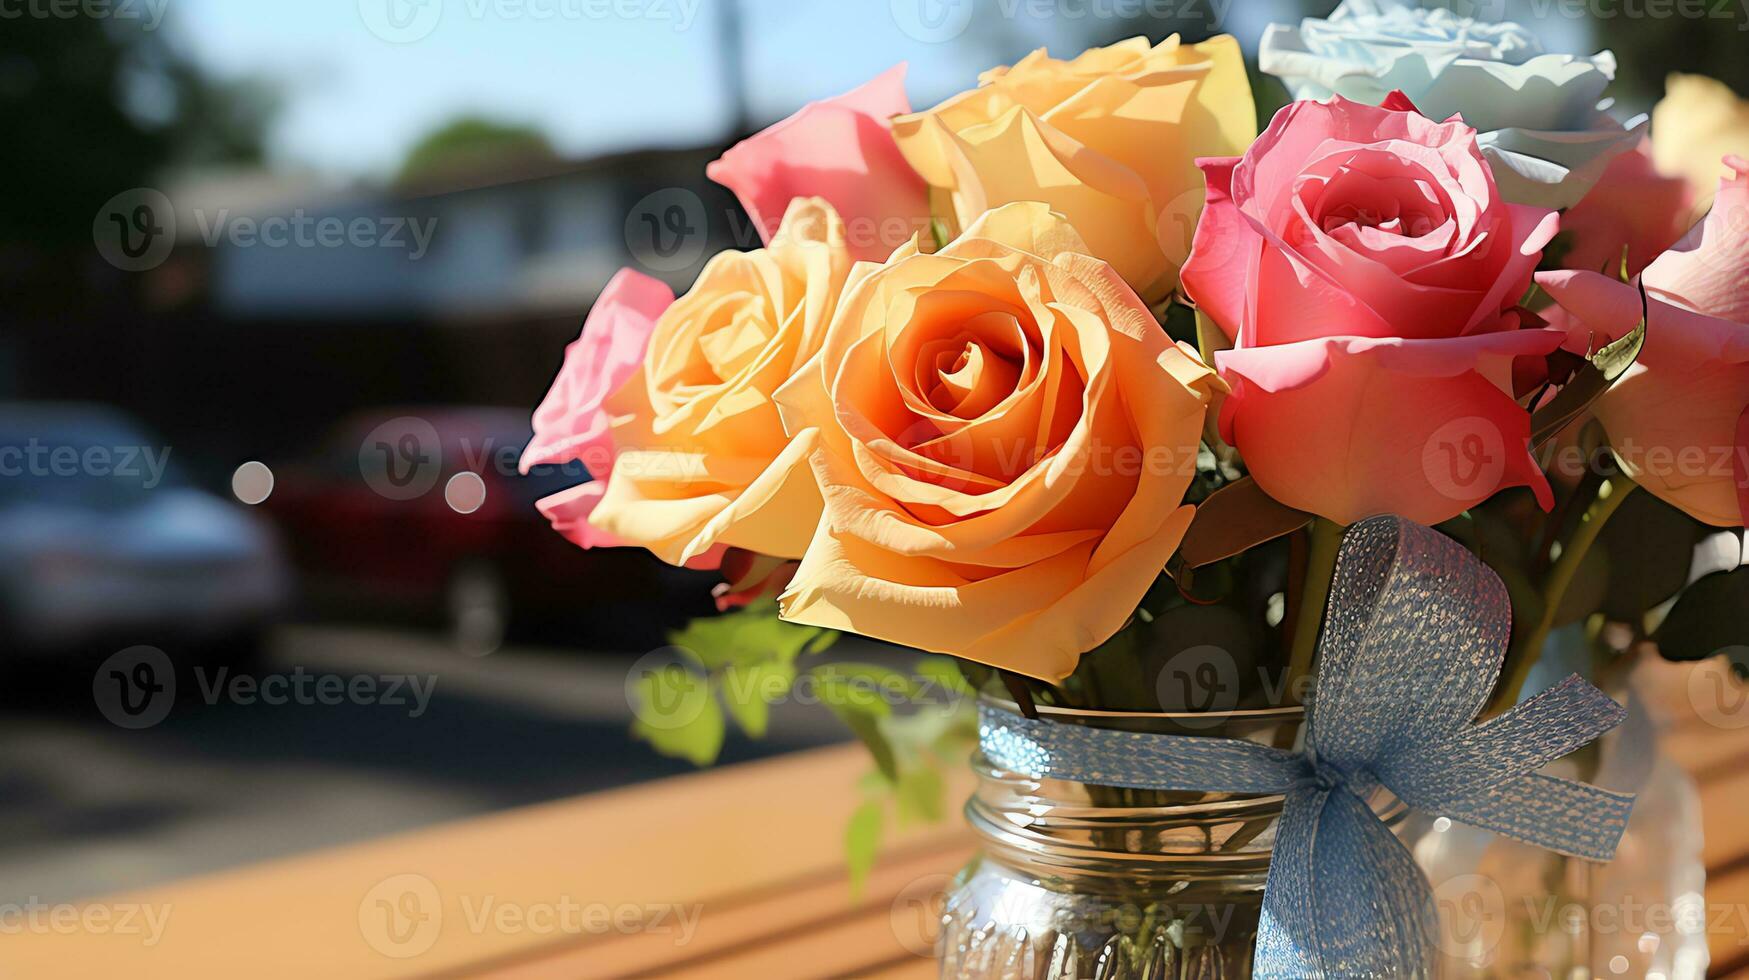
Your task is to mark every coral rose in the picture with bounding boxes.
[771,203,1221,680]
[521,268,688,555]
[1539,158,1749,528]
[586,198,850,565]
[708,66,930,264]
[1181,96,1567,526]
[1558,139,1694,280]
[890,35,1255,306]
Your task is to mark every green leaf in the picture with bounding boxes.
[1530,289,1647,450]
[845,801,884,899]
[1178,476,1312,569]
[1593,298,1648,381]
[894,765,945,825]
[828,703,898,781]
[667,603,827,673]
[720,659,796,738]
[881,702,977,763]
[1654,566,1749,664]
[812,662,920,716]
[914,656,974,697]
[629,666,724,766]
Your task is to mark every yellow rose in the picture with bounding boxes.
[588,198,849,565]
[890,35,1256,306]
[1652,74,1749,222]
[771,203,1222,680]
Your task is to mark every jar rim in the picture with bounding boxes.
[977,693,1307,724]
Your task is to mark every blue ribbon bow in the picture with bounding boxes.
[978,516,1635,978]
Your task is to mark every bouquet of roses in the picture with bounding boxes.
[522,1,1747,964]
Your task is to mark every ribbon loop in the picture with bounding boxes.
[976,515,1636,977]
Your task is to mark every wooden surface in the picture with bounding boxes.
[0,660,1744,979]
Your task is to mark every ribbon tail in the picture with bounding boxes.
[1256,787,1435,979]
[1383,674,1627,801]
[1425,770,1636,861]
[976,705,1305,793]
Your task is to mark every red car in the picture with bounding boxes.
[263,408,714,653]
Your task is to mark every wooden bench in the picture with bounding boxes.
[2,660,1744,978]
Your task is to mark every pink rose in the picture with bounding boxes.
[707,65,929,264]
[1539,157,1749,527]
[1559,139,1695,279]
[1181,96,1566,525]
[520,268,690,555]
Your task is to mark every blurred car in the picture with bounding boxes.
[0,403,289,659]
[262,408,713,653]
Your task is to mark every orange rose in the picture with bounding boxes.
[771,203,1221,680]
[587,198,849,565]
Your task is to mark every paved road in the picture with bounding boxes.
[0,625,852,905]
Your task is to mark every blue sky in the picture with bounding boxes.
[161,0,1285,178]
[162,0,1590,179]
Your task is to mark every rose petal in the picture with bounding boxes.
[1217,329,1565,525]
[707,65,929,264]
[1642,156,1749,324]
[522,268,673,476]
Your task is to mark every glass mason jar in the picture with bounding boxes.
[938,699,1310,980]
[1406,668,1711,978]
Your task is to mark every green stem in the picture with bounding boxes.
[1486,480,1638,716]
[1285,518,1345,706]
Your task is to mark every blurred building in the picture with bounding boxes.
[5,145,749,486]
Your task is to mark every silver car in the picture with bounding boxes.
[0,404,288,657]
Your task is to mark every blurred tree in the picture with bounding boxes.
[0,16,274,250]
[396,116,558,187]
[1585,7,1749,112]
[0,14,276,327]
